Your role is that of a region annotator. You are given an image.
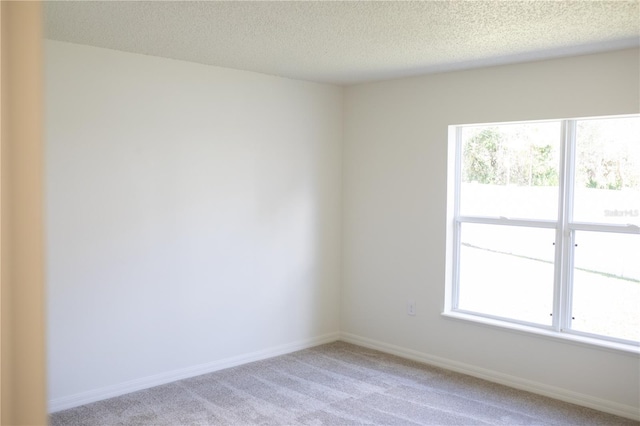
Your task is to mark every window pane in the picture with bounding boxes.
[574,117,640,225]
[458,223,555,325]
[571,231,640,342]
[460,122,561,220]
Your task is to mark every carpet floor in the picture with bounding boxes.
[50,341,638,425]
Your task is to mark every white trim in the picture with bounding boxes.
[452,308,555,331]
[442,311,639,355]
[570,222,640,234]
[451,126,463,309]
[561,120,577,332]
[457,216,557,228]
[48,332,340,413]
[448,113,640,129]
[339,331,640,421]
[554,120,570,331]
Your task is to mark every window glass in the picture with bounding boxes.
[571,231,640,342]
[460,122,561,220]
[573,117,640,226]
[458,223,554,325]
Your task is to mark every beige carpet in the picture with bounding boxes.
[51,341,638,425]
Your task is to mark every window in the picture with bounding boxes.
[446,115,640,348]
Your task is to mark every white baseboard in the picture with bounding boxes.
[49,331,640,421]
[49,332,340,413]
[339,332,640,421]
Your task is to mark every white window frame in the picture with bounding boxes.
[444,115,640,354]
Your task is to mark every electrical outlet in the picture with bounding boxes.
[407,300,416,316]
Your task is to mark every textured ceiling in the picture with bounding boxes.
[44,1,640,85]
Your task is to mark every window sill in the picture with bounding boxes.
[441,311,640,357]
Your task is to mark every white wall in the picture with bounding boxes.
[45,40,342,405]
[342,49,640,416]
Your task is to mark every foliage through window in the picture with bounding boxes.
[448,115,640,347]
